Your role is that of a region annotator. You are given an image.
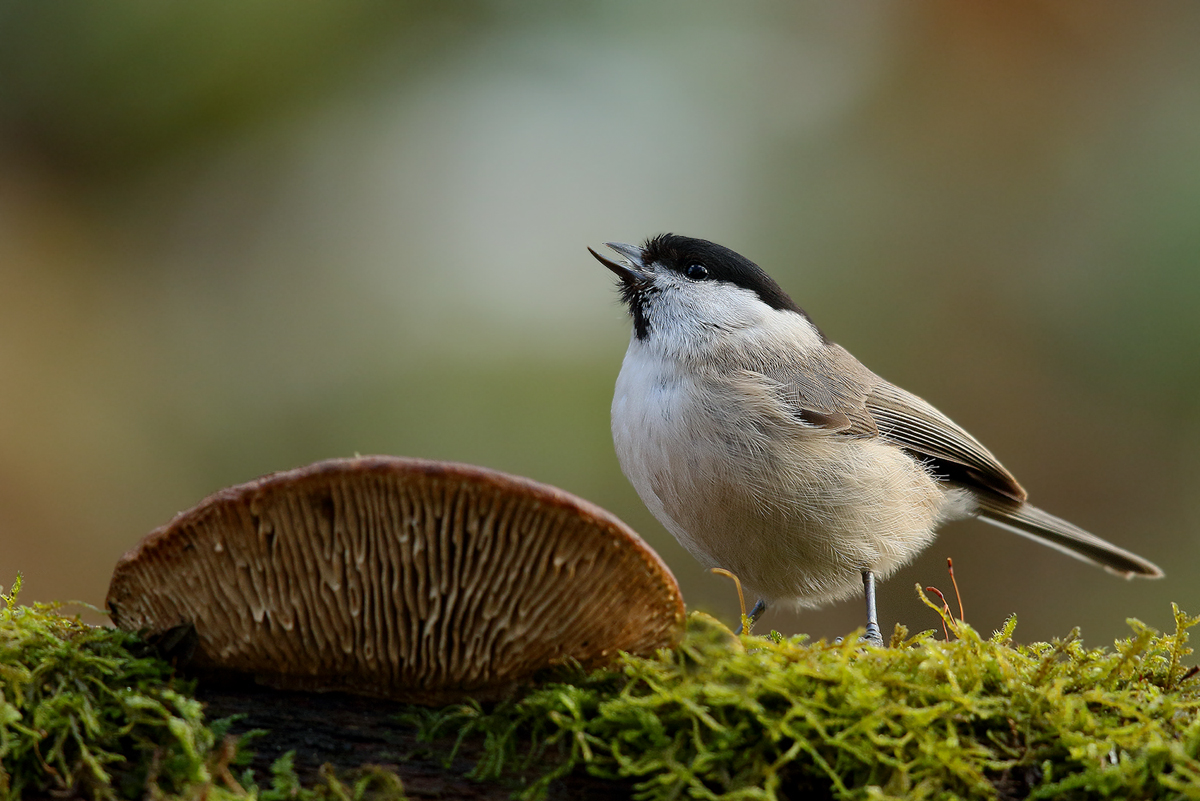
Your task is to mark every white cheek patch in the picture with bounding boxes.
[741,302,824,355]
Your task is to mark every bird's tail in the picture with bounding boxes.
[975,498,1163,579]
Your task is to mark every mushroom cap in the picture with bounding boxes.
[107,456,684,704]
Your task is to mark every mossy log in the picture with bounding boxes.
[4,582,1200,801]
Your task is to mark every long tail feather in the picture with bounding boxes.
[975,499,1163,579]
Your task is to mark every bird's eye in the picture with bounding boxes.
[685,263,708,280]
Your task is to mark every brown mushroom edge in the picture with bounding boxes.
[106,456,686,705]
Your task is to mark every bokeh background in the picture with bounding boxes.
[2,1,1197,645]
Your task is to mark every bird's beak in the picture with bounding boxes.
[589,242,650,284]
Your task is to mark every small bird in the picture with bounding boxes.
[590,234,1163,643]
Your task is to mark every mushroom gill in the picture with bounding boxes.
[106,456,685,704]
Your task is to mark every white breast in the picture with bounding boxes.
[611,342,699,552]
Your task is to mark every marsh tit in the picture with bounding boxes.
[590,234,1162,643]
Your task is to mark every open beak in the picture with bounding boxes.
[588,242,649,284]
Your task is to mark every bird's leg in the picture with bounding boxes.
[735,598,767,635]
[749,597,767,624]
[862,570,883,646]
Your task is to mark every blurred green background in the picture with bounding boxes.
[1,1,1197,645]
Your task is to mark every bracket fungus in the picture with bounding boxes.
[107,456,685,704]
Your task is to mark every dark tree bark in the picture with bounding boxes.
[196,683,634,800]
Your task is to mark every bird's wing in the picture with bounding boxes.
[754,343,1026,503]
[863,379,1025,502]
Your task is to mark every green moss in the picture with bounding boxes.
[413,595,1200,800]
[4,573,1198,800]
[0,575,218,799]
[0,576,406,800]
